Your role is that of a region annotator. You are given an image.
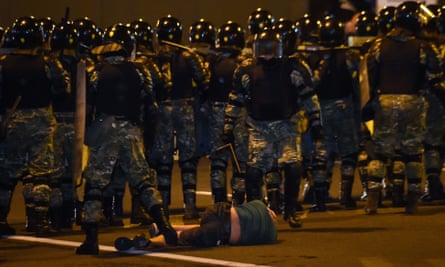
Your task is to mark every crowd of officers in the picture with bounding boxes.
[1,0,445,253]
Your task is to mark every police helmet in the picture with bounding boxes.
[272,18,298,55]
[130,18,154,52]
[74,17,102,49]
[248,8,275,35]
[295,14,320,43]
[216,20,245,49]
[38,17,56,43]
[50,21,78,51]
[355,11,378,36]
[156,15,183,44]
[377,6,396,35]
[103,23,135,56]
[253,28,283,59]
[189,18,216,48]
[1,27,16,48]
[318,17,345,47]
[11,16,44,49]
[394,1,434,33]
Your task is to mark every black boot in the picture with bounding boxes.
[35,208,58,237]
[76,222,99,255]
[212,187,227,203]
[148,205,177,246]
[0,206,15,235]
[159,190,171,219]
[25,205,37,232]
[365,182,381,215]
[421,176,444,202]
[60,200,74,229]
[115,233,151,251]
[406,184,421,214]
[392,179,405,207]
[283,164,302,228]
[231,190,245,206]
[245,167,264,202]
[183,192,199,220]
[49,206,63,231]
[340,178,357,209]
[267,188,282,215]
[310,182,328,212]
[130,196,154,225]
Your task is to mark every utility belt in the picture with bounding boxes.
[211,101,226,108]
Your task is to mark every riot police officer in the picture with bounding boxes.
[48,20,82,230]
[76,23,177,255]
[365,1,445,214]
[223,28,322,228]
[0,16,70,236]
[151,15,210,220]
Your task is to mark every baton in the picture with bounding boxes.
[216,143,241,174]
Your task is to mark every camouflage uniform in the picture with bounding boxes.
[0,48,70,236]
[151,44,210,219]
[365,27,445,214]
[206,47,248,204]
[421,44,445,202]
[310,48,361,210]
[224,55,321,228]
[76,44,176,255]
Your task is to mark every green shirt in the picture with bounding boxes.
[235,200,277,245]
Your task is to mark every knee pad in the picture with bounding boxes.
[49,187,63,208]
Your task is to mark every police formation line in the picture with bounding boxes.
[0,1,444,254]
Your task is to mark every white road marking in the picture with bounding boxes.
[4,235,271,267]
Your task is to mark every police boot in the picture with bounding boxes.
[340,178,357,209]
[245,167,264,202]
[310,182,328,212]
[405,184,421,214]
[421,176,444,202]
[148,205,177,246]
[365,181,381,215]
[60,200,74,229]
[267,188,282,215]
[49,206,63,231]
[283,164,302,228]
[25,205,37,232]
[75,222,99,255]
[212,187,227,203]
[35,208,58,237]
[392,179,405,207]
[0,206,15,235]
[130,196,154,225]
[159,190,171,219]
[112,195,124,226]
[115,233,151,251]
[183,192,199,220]
[360,181,368,201]
[231,190,245,206]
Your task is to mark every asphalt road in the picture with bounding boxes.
[2,158,445,267]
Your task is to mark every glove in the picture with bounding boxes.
[311,125,323,143]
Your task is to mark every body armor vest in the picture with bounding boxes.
[95,61,142,123]
[378,38,423,94]
[2,54,52,109]
[170,51,195,100]
[246,59,298,121]
[209,54,238,102]
[316,51,354,100]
